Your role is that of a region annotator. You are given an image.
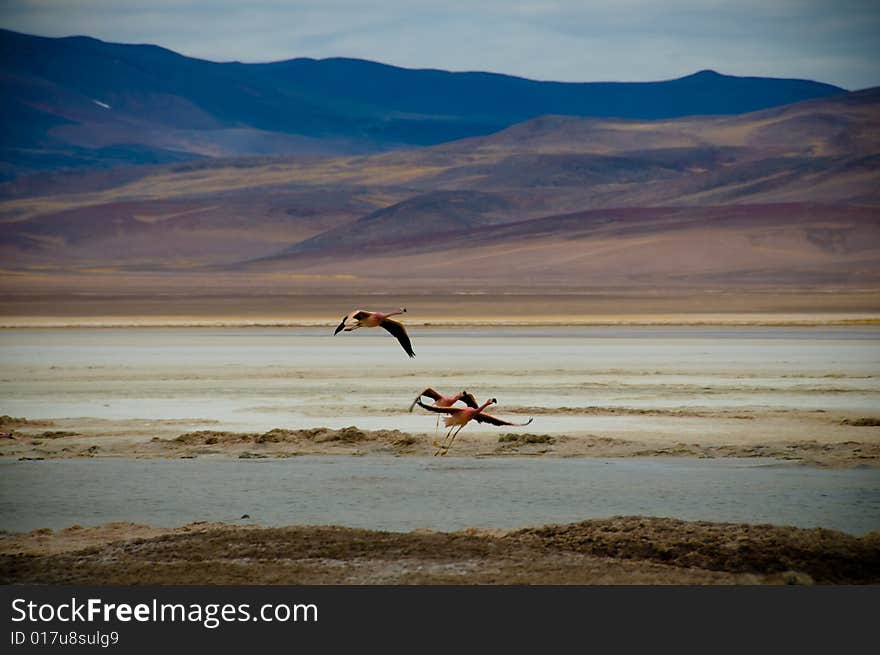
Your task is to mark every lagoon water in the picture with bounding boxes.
[1,456,878,535]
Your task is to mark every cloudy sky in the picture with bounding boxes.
[1,1,878,90]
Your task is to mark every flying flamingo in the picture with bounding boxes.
[408,388,479,412]
[333,307,415,357]
[409,388,479,429]
[415,398,533,456]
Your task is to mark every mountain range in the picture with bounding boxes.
[1,84,877,304]
[0,29,847,180]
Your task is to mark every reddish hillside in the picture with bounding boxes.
[1,89,877,303]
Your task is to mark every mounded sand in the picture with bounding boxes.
[2,418,878,467]
[2,517,878,585]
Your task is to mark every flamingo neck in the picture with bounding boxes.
[384,310,403,318]
[478,400,494,412]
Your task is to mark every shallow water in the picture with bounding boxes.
[1,456,877,535]
[1,326,878,434]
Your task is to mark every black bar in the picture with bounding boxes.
[2,585,876,652]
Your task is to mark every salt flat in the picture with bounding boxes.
[1,326,878,464]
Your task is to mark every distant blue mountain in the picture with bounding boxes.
[0,29,847,177]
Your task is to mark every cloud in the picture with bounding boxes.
[1,0,878,88]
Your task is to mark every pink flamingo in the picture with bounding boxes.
[415,397,533,456]
[333,307,414,357]
[409,388,480,429]
[409,388,478,412]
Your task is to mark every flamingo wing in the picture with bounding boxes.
[409,388,442,412]
[380,318,415,358]
[334,309,372,335]
[416,400,464,415]
[474,413,534,427]
[459,392,479,408]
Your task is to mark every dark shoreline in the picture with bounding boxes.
[2,516,878,585]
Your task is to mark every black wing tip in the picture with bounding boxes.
[380,318,415,358]
[416,399,450,414]
[461,392,479,408]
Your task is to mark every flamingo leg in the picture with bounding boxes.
[439,425,465,456]
[434,425,455,456]
[431,420,446,448]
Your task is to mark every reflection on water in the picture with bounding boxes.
[1,456,878,535]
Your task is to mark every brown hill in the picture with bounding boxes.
[273,190,514,258]
[246,204,880,291]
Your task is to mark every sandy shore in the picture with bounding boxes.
[2,516,877,585]
[3,416,879,467]
[1,289,879,328]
